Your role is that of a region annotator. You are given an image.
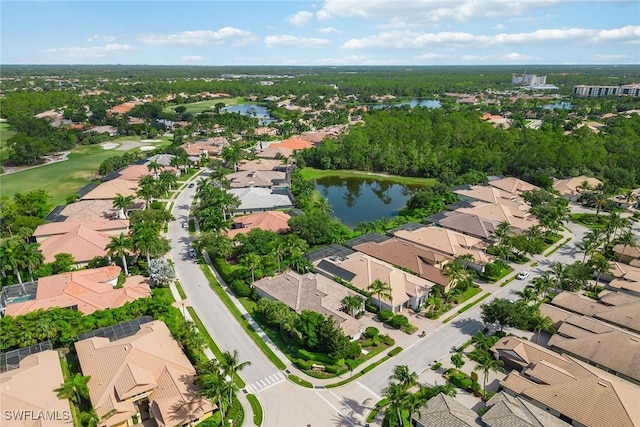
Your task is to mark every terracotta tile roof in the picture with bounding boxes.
[75,321,214,423]
[454,185,526,208]
[37,224,114,264]
[613,244,640,259]
[256,145,294,159]
[107,102,139,115]
[81,179,138,200]
[227,211,291,238]
[275,138,314,150]
[553,176,603,196]
[0,350,72,427]
[456,201,537,232]
[33,219,129,241]
[237,158,284,172]
[59,200,120,222]
[117,164,178,182]
[5,267,151,316]
[252,271,364,337]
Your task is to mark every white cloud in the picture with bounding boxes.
[86,34,117,43]
[319,27,340,34]
[492,24,506,30]
[501,52,539,61]
[416,52,447,60]
[597,25,640,41]
[265,35,330,48]
[138,27,253,46]
[287,11,314,26]
[181,55,203,62]
[46,44,133,58]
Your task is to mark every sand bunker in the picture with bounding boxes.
[100,142,119,150]
[140,145,156,151]
[141,139,162,143]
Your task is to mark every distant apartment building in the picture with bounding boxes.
[573,83,640,97]
[512,74,547,86]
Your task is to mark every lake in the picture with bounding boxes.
[222,103,275,124]
[371,98,441,109]
[543,102,573,110]
[314,176,420,228]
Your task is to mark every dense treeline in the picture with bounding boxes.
[298,108,640,187]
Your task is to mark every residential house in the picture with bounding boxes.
[0,350,73,427]
[228,187,293,214]
[612,244,640,265]
[37,223,116,266]
[227,211,291,238]
[274,138,314,151]
[553,176,603,202]
[313,252,432,313]
[426,211,499,241]
[492,336,640,427]
[75,320,215,427]
[482,392,571,427]
[394,226,491,271]
[237,158,285,172]
[58,199,121,222]
[607,262,640,297]
[352,237,453,292]
[32,219,129,243]
[455,201,538,234]
[2,267,151,317]
[549,291,640,334]
[144,154,176,167]
[453,184,527,209]
[252,271,364,338]
[225,170,287,189]
[81,179,139,200]
[256,144,294,159]
[488,177,539,197]
[118,164,179,181]
[86,125,118,136]
[411,392,479,427]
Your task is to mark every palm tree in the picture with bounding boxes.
[473,354,505,393]
[617,230,638,262]
[55,373,91,405]
[389,364,418,390]
[493,221,512,246]
[313,197,334,214]
[112,193,134,219]
[79,410,99,427]
[594,192,607,216]
[147,160,162,179]
[551,262,567,295]
[450,353,465,370]
[221,142,244,172]
[106,233,131,276]
[368,279,393,312]
[576,236,599,263]
[591,253,612,291]
[342,294,364,317]
[530,313,555,344]
[131,225,170,265]
[381,382,410,427]
[1,238,25,283]
[532,272,554,301]
[18,241,44,282]
[219,350,251,405]
[443,260,469,304]
[241,253,261,282]
[607,212,630,239]
[158,170,178,194]
[515,286,536,304]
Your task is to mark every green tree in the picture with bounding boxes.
[342,294,364,317]
[591,253,612,291]
[51,253,76,274]
[451,353,465,370]
[368,279,393,312]
[219,350,251,405]
[240,253,262,282]
[617,230,638,262]
[389,364,418,390]
[106,233,131,276]
[473,354,504,393]
[112,193,134,219]
[530,313,555,344]
[55,373,91,405]
[480,298,516,332]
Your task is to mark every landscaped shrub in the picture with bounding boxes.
[381,334,395,346]
[295,358,314,370]
[150,201,164,210]
[230,280,252,297]
[390,314,409,328]
[364,326,379,339]
[378,309,394,322]
[298,349,314,361]
[388,347,403,357]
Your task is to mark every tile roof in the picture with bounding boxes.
[81,179,138,200]
[275,138,314,150]
[5,267,151,316]
[75,321,214,424]
[227,211,291,238]
[252,271,364,337]
[613,244,640,259]
[0,350,72,427]
[33,219,129,241]
[256,145,294,159]
[454,185,526,209]
[313,252,431,309]
[37,224,115,264]
[225,170,287,188]
[456,201,537,232]
[228,187,293,212]
[435,211,498,240]
[483,391,571,427]
[412,393,480,427]
[552,176,603,196]
[496,337,640,427]
[237,158,284,172]
[488,177,539,196]
[394,226,491,264]
[59,199,118,222]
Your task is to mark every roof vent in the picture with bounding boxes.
[597,381,608,387]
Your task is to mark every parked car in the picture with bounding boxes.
[188,183,195,188]
[189,248,196,258]
[516,271,529,280]
[182,221,188,228]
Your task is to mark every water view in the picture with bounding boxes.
[314,176,420,228]
[222,103,274,124]
[543,102,573,110]
[371,98,441,109]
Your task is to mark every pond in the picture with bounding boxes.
[371,98,441,109]
[314,176,421,228]
[222,103,275,124]
[543,102,573,110]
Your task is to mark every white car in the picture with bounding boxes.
[516,271,529,280]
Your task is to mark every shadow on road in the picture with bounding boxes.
[449,317,485,335]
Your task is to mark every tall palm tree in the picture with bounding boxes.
[493,221,512,246]
[576,236,599,263]
[1,238,25,283]
[617,230,638,262]
[532,272,554,301]
[473,355,505,393]
[530,313,555,344]
[112,193,134,219]
[55,373,91,405]
[551,262,567,295]
[591,253,612,291]
[515,286,536,304]
[219,350,251,405]
[381,382,410,427]
[131,225,170,265]
[389,364,418,390]
[594,192,607,216]
[342,295,364,317]
[241,253,261,282]
[158,170,178,194]
[106,233,131,276]
[147,160,162,179]
[18,241,44,282]
[368,279,393,312]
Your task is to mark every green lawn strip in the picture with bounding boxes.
[366,398,389,423]
[299,167,437,186]
[544,237,571,256]
[442,293,491,323]
[59,355,81,427]
[288,374,313,388]
[174,280,187,300]
[454,287,481,304]
[199,263,287,370]
[246,394,263,426]
[185,307,246,388]
[500,276,517,288]
[0,122,16,162]
[325,347,403,389]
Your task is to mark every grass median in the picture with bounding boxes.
[199,262,287,370]
[246,394,263,426]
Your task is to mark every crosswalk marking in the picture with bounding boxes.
[245,372,285,393]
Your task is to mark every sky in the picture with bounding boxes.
[1,1,639,66]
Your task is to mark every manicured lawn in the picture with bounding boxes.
[0,121,15,162]
[299,167,437,186]
[571,213,609,229]
[0,142,163,206]
[164,97,244,115]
